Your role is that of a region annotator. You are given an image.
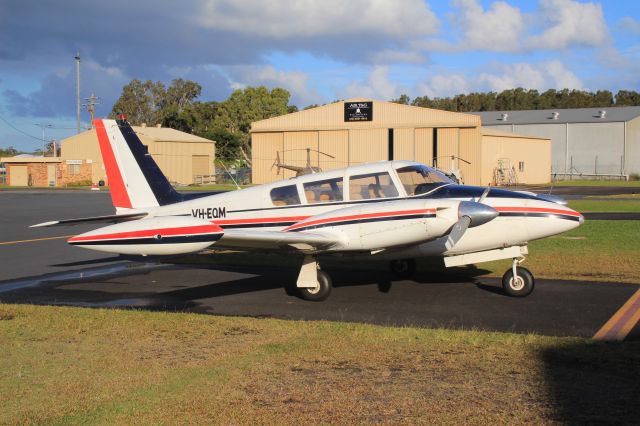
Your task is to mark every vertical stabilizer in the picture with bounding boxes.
[94,119,182,209]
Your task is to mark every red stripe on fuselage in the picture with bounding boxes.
[214,216,309,225]
[68,224,223,243]
[94,119,131,209]
[283,208,437,231]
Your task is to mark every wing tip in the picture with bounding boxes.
[30,221,59,228]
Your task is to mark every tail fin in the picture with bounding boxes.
[94,118,182,210]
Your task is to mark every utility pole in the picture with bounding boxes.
[75,52,81,133]
[34,123,53,156]
[83,94,102,128]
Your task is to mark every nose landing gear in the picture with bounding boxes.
[502,257,535,297]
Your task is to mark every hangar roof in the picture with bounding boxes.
[252,98,481,132]
[473,106,640,126]
[132,126,213,143]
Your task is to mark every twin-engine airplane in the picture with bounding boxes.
[33,118,583,301]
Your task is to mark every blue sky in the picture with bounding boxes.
[1,0,639,152]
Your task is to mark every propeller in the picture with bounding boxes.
[445,194,498,251]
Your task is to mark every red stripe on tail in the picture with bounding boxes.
[94,119,132,209]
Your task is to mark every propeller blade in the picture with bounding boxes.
[478,186,491,203]
[445,215,471,250]
[444,201,499,251]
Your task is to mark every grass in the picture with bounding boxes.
[567,199,640,212]
[1,304,638,424]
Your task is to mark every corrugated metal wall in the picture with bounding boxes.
[414,128,433,166]
[250,99,550,185]
[459,128,481,185]
[147,140,214,185]
[283,131,319,179]
[481,135,550,184]
[393,128,414,160]
[252,132,284,183]
[252,98,480,132]
[319,130,349,171]
[349,129,387,165]
[61,129,215,185]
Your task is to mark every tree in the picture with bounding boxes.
[212,86,292,164]
[0,146,19,157]
[110,78,202,125]
[202,128,242,161]
[391,94,411,105]
[110,79,166,125]
[615,90,640,106]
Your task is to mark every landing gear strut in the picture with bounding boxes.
[502,257,535,297]
[296,255,332,301]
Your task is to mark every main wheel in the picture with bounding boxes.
[389,259,416,280]
[502,266,535,297]
[298,270,332,301]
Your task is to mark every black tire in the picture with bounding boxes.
[298,270,332,302]
[502,266,535,297]
[389,259,416,280]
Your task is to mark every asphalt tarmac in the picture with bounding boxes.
[1,189,639,340]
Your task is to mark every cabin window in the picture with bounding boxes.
[270,185,300,206]
[348,172,399,200]
[396,165,453,196]
[303,178,343,203]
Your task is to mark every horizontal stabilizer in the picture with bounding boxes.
[30,212,148,228]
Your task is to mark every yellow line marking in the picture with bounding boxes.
[0,235,74,245]
[594,289,640,341]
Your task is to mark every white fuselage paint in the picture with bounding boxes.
[111,161,582,259]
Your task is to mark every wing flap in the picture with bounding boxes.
[218,229,340,252]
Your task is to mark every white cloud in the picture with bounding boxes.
[479,61,584,92]
[417,74,471,98]
[415,61,583,99]
[227,65,322,106]
[526,0,609,49]
[619,16,640,34]
[198,0,439,39]
[341,66,405,101]
[450,0,525,52]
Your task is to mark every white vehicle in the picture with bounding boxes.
[34,118,583,301]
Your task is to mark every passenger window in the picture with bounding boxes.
[349,172,399,200]
[303,178,343,203]
[270,185,300,206]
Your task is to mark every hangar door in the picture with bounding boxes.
[10,165,28,186]
[192,155,210,179]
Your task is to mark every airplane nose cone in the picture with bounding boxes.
[458,201,498,227]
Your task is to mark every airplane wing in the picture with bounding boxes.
[218,229,341,253]
[30,212,148,228]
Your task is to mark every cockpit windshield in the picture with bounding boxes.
[396,165,454,196]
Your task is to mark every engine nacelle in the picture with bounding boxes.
[284,199,460,251]
[68,216,223,256]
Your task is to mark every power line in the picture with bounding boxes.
[0,113,43,141]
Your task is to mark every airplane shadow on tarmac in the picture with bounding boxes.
[540,341,640,425]
[0,260,502,313]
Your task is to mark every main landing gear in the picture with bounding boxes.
[502,257,535,297]
[295,255,332,301]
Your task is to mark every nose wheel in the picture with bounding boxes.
[502,258,535,297]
